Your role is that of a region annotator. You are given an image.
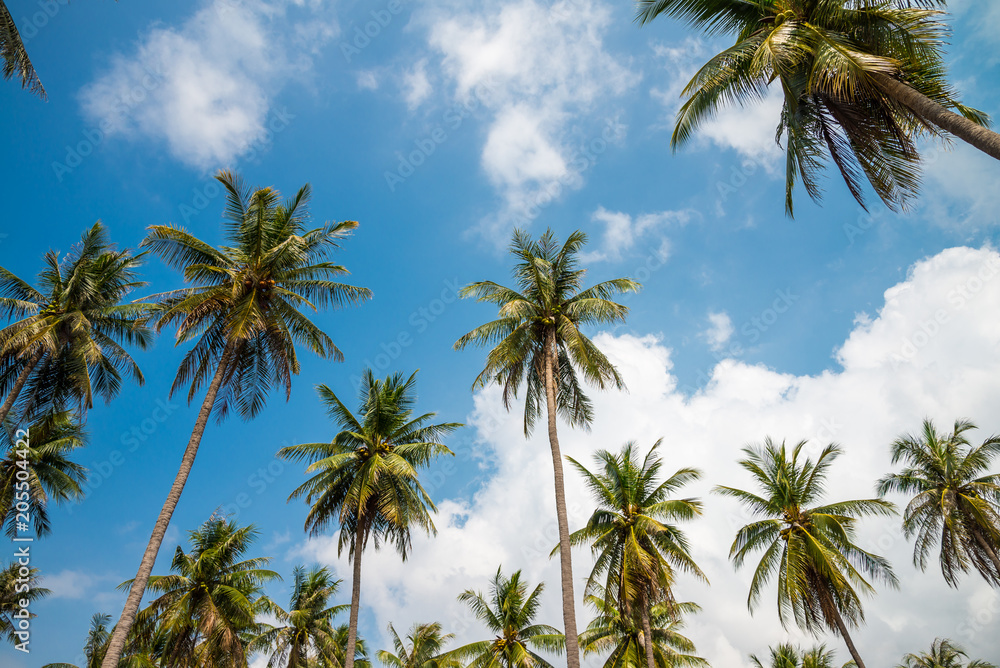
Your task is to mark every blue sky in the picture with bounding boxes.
[3,0,1000,665]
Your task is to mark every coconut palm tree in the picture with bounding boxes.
[102,170,371,668]
[377,621,460,668]
[121,516,279,668]
[279,369,459,668]
[250,565,350,668]
[562,440,705,668]
[877,419,1000,587]
[443,567,564,668]
[750,643,838,668]
[0,221,150,425]
[579,591,707,668]
[0,560,48,646]
[455,228,640,668]
[896,638,996,668]
[715,439,898,668]
[0,410,86,537]
[636,0,1000,215]
[0,1,45,98]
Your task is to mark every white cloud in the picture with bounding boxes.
[356,70,380,91]
[702,311,734,352]
[421,0,639,239]
[403,59,433,110]
[43,570,120,599]
[79,0,338,170]
[581,205,692,263]
[293,245,1000,666]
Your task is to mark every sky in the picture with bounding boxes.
[2,0,1000,665]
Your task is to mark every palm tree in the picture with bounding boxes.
[251,565,350,668]
[122,516,279,668]
[715,439,898,668]
[0,410,86,537]
[0,221,150,425]
[636,0,1000,215]
[750,644,838,668]
[562,440,705,668]
[896,638,996,668]
[42,613,113,668]
[579,591,707,668]
[444,567,564,668]
[455,228,640,668]
[102,170,371,667]
[279,369,459,668]
[0,560,49,646]
[0,1,45,98]
[877,419,1000,587]
[377,621,460,668]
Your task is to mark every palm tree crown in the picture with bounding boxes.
[377,621,459,668]
[896,638,996,668]
[750,643,838,668]
[0,410,86,537]
[637,0,996,215]
[0,221,150,423]
[445,567,564,668]
[715,439,897,668]
[877,418,1000,587]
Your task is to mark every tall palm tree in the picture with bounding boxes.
[122,516,279,668]
[0,221,150,425]
[562,440,705,668]
[455,228,640,668]
[0,410,86,537]
[636,0,1000,215]
[250,565,349,668]
[750,643,838,668]
[103,170,371,667]
[443,567,564,668]
[877,419,1000,587]
[579,592,707,668]
[377,621,460,668]
[0,560,48,646]
[896,638,996,668]
[715,439,898,668]
[0,1,45,98]
[279,369,459,668]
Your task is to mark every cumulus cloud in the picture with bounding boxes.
[420,0,639,239]
[79,0,338,170]
[403,59,433,110]
[702,311,735,352]
[290,245,1000,666]
[580,206,691,263]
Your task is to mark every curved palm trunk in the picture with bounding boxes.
[973,530,1000,577]
[344,525,365,668]
[874,74,1000,161]
[640,598,655,668]
[820,588,866,668]
[542,328,581,668]
[0,348,43,425]
[101,346,234,668]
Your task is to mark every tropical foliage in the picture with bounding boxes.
[1,1,45,97]
[377,621,460,668]
[749,643,838,668]
[878,419,1000,587]
[895,638,997,668]
[0,560,49,646]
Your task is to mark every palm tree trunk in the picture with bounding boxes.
[344,525,365,668]
[542,328,581,668]
[641,595,655,668]
[101,345,234,668]
[973,529,1000,576]
[822,590,867,668]
[0,348,43,425]
[873,73,1000,161]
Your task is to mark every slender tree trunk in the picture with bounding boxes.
[542,328,581,668]
[101,346,233,668]
[973,529,1000,577]
[344,525,365,668]
[0,348,43,425]
[641,593,655,668]
[823,591,867,668]
[873,73,1000,161]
